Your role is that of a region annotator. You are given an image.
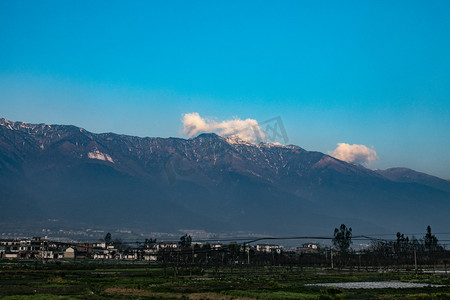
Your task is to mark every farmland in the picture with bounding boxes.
[1,260,450,299]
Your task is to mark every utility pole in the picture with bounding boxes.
[358,253,361,271]
[331,247,334,269]
[414,243,418,277]
[245,243,250,265]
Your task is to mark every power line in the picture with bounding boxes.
[5,232,450,246]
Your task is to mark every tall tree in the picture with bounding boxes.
[144,238,157,249]
[104,232,112,245]
[395,232,410,254]
[178,234,192,248]
[333,224,352,252]
[424,225,439,252]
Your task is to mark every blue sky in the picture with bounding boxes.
[1,1,449,178]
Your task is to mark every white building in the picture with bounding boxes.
[64,247,76,259]
[255,244,282,254]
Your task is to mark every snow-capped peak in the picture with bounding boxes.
[224,135,258,146]
[224,135,289,148]
[263,142,289,148]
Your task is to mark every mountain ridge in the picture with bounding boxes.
[1,117,449,236]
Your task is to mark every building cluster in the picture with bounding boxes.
[0,237,319,261]
[0,237,173,261]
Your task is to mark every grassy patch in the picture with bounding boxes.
[1,262,449,299]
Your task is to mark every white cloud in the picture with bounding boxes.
[182,112,266,142]
[329,143,378,166]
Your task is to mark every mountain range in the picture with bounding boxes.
[1,117,449,237]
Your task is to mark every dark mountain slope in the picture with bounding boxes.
[1,118,449,235]
[376,167,450,193]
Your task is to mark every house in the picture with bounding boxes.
[4,253,18,259]
[94,242,106,249]
[156,243,178,250]
[211,243,222,249]
[38,249,55,259]
[64,247,76,259]
[5,240,20,254]
[255,244,282,254]
[76,243,93,258]
[296,243,319,254]
[122,253,138,260]
[93,251,109,260]
[303,243,318,250]
[30,237,43,252]
[138,247,157,261]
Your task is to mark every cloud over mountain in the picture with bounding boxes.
[182,112,265,142]
[330,143,378,166]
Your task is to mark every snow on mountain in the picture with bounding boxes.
[88,150,114,163]
[1,117,449,235]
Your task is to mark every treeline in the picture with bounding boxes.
[100,225,450,271]
[298,224,449,270]
[361,226,447,270]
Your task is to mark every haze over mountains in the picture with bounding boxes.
[1,118,449,237]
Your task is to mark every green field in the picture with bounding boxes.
[1,261,449,299]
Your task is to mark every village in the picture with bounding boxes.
[0,236,319,262]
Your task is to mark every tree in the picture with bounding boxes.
[228,243,241,264]
[104,232,112,245]
[178,234,192,248]
[394,232,410,255]
[113,238,128,251]
[424,225,439,252]
[333,224,352,252]
[144,238,157,249]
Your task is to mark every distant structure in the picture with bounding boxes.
[64,247,76,259]
[255,244,283,254]
[296,243,319,254]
